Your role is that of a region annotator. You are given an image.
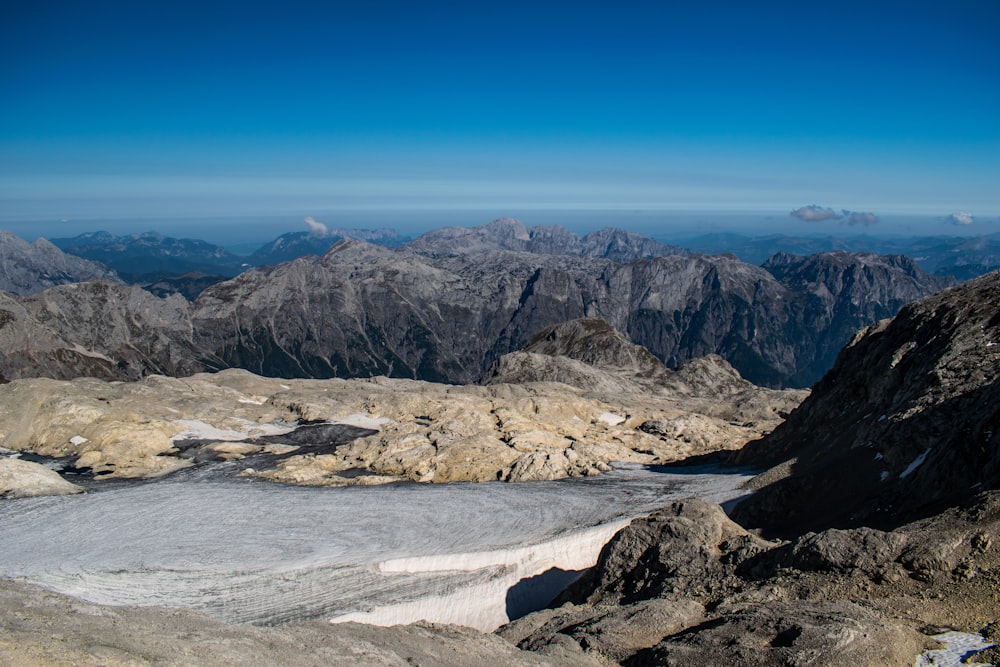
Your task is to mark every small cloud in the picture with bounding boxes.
[791,205,841,221]
[790,205,878,226]
[946,211,975,225]
[842,210,879,226]
[304,216,328,236]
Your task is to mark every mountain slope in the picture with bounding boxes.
[191,242,947,387]
[0,231,120,296]
[0,282,218,381]
[731,269,1000,536]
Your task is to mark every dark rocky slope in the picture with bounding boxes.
[0,281,219,381]
[732,269,1000,536]
[0,230,120,296]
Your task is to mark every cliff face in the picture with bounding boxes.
[0,226,950,388]
[762,251,955,386]
[0,281,218,382]
[192,242,946,388]
[732,269,1000,536]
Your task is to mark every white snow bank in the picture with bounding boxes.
[900,447,932,479]
[331,520,630,631]
[915,631,994,667]
[170,418,294,442]
[332,413,393,430]
[597,412,626,426]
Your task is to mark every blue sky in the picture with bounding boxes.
[1,1,998,240]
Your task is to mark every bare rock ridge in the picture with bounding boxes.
[191,240,948,388]
[731,268,1000,537]
[482,317,752,398]
[0,230,120,296]
[0,281,220,383]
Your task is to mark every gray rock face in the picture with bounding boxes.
[0,230,120,296]
[732,269,1000,536]
[502,497,930,665]
[0,281,219,382]
[0,229,950,388]
[762,251,955,386]
[630,600,920,667]
[191,241,945,387]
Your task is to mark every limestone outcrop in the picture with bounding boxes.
[0,354,801,486]
[0,457,83,498]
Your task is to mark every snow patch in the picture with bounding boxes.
[332,413,393,431]
[915,631,994,667]
[900,447,932,479]
[69,435,88,446]
[597,412,626,426]
[333,519,630,631]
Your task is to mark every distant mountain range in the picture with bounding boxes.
[0,222,954,388]
[682,231,1000,279]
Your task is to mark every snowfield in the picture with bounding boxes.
[0,462,752,631]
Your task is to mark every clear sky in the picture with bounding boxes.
[1,0,998,241]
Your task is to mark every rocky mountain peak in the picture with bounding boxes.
[524,317,665,374]
[732,269,1000,536]
[485,217,531,241]
[0,231,121,296]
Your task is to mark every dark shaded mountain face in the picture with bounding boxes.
[247,228,407,266]
[406,217,690,262]
[51,231,248,281]
[0,231,120,296]
[682,232,1000,279]
[731,269,1000,537]
[189,240,947,388]
[762,251,954,386]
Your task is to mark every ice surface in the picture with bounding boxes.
[0,463,753,631]
[915,631,995,667]
[597,412,626,425]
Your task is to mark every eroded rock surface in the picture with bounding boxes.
[0,352,800,485]
[0,458,83,498]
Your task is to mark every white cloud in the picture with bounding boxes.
[304,216,328,236]
[843,210,879,226]
[790,205,879,226]
[790,205,840,221]
[946,211,975,225]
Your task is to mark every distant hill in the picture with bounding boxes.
[50,231,248,281]
[680,232,1000,279]
[247,228,408,265]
